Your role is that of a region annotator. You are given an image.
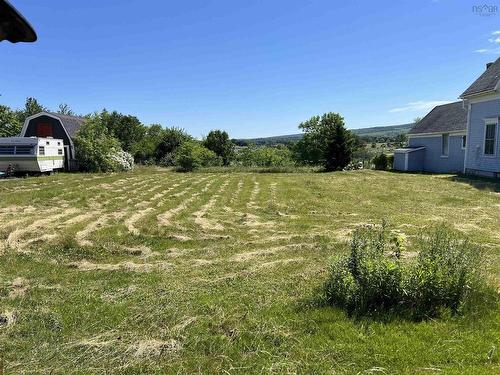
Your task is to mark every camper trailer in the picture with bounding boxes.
[0,137,65,174]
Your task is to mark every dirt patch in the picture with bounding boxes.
[129,339,181,357]
[0,310,18,327]
[69,260,171,273]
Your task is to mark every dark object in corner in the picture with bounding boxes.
[0,0,37,43]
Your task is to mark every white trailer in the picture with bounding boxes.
[0,137,65,174]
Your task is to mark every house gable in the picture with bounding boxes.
[461,58,500,99]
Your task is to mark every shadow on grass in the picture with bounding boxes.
[445,174,500,193]
[297,285,499,324]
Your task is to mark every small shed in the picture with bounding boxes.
[20,112,85,171]
[393,147,426,172]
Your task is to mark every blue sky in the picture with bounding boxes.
[2,0,500,138]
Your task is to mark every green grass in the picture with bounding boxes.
[0,167,498,373]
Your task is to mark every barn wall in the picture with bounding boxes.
[23,115,74,159]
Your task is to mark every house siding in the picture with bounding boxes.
[465,98,500,175]
[409,135,465,173]
[407,149,425,171]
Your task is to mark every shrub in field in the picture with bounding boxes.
[108,150,135,171]
[74,113,129,172]
[323,223,486,319]
[372,153,388,170]
[236,145,295,167]
[175,141,221,171]
[406,227,483,316]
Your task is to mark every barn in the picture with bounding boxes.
[20,112,85,171]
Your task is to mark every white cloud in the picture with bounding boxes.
[475,47,500,54]
[389,100,453,113]
[475,31,500,54]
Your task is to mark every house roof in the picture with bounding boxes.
[460,57,500,98]
[408,101,467,135]
[46,112,86,138]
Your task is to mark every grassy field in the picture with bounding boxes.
[0,167,499,374]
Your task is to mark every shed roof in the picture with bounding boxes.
[45,112,86,138]
[461,57,500,98]
[408,101,467,135]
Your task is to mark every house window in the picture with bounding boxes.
[441,134,449,156]
[484,122,497,155]
[462,135,467,149]
[39,146,45,155]
[36,123,53,137]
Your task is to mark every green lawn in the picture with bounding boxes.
[0,168,498,374]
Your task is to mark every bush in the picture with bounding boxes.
[387,154,394,170]
[74,113,132,172]
[108,150,134,171]
[174,141,221,172]
[372,154,388,170]
[236,145,295,168]
[323,223,486,319]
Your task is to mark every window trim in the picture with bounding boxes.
[441,133,449,157]
[483,119,498,157]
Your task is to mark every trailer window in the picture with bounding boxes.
[15,146,33,155]
[0,146,15,155]
[39,146,45,155]
[58,149,63,155]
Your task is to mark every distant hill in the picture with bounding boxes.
[235,123,413,146]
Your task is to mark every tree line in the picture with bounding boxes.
[1,97,373,172]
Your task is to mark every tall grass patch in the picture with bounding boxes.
[323,223,490,319]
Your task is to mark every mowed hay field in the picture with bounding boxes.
[0,168,499,374]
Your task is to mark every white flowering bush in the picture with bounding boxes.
[75,113,134,173]
[108,150,135,171]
